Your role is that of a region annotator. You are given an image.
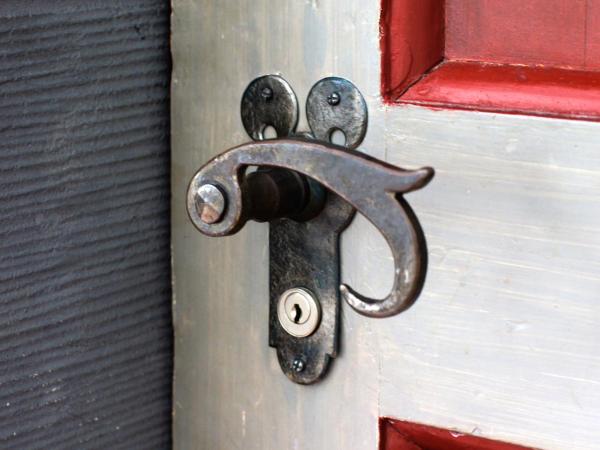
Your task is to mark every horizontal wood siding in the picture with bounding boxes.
[0,1,172,448]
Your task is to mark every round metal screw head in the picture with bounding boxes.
[327,92,340,106]
[261,86,273,101]
[194,184,226,224]
[292,358,305,373]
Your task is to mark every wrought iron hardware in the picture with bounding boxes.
[186,75,434,384]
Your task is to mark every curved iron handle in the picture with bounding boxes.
[187,138,433,318]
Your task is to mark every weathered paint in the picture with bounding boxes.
[171,1,600,449]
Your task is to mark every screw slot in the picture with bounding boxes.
[327,91,341,106]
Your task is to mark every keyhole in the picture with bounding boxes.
[292,303,302,323]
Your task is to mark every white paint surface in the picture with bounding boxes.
[171,1,600,448]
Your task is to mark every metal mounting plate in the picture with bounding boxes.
[306,76,368,149]
[269,194,354,384]
[241,75,366,383]
[241,75,299,140]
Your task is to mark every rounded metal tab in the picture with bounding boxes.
[277,288,321,338]
[306,77,368,149]
[241,75,299,141]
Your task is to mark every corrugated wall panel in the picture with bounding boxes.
[0,1,172,448]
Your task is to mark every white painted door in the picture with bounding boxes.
[171,1,600,449]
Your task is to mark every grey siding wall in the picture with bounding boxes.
[0,1,172,448]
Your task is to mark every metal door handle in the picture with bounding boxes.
[187,138,433,317]
[186,75,434,383]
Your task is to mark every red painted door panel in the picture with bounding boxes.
[380,0,600,120]
[380,419,537,450]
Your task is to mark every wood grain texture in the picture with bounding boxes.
[0,1,172,448]
[171,1,600,449]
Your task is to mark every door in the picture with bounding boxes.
[170,1,600,449]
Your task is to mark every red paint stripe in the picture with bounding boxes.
[380,418,539,450]
[398,61,600,121]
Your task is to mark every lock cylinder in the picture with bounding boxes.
[277,287,321,338]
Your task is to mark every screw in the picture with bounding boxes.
[261,87,273,101]
[327,92,340,106]
[292,358,305,373]
[194,184,226,224]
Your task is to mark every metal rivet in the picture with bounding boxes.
[292,358,305,373]
[261,87,273,101]
[194,184,226,224]
[327,92,340,106]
